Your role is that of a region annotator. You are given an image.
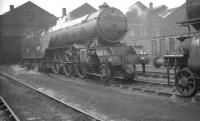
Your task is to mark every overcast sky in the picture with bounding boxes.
[0,0,186,17]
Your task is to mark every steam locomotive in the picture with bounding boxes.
[154,0,200,97]
[21,3,146,83]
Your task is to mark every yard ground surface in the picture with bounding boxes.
[0,65,200,121]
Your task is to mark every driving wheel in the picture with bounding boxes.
[63,63,75,76]
[99,64,111,83]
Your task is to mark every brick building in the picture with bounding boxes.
[123,1,195,57]
[0,1,57,64]
[123,1,164,55]
[158,3,197,55]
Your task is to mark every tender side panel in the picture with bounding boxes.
[21,30,50,59]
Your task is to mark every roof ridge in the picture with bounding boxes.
[1,1,56,18]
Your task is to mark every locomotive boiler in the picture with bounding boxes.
[48,3,127,47]
[21,3,145,82]
[153,0,200,97]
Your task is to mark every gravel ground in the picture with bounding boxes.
[1,65,200,121]
[0,74,93,121]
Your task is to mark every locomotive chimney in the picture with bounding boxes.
[99,2,110,10]
[62,8,66,17]
[9,5,14,11]
[149,2,153,9]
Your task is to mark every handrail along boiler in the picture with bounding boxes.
[21,3,144,82]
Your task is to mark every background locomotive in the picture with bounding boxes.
[154,0,200,97]
[21,3,147,82]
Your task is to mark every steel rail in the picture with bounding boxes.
[0,96,21,121]
[0,72,103,121]
[51,73,200,105]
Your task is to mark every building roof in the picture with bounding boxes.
[153,5,168,15]
[128,1,148,11]
[69,3,97,19]
[0,1,57,37]
[1,1,56,18]
[124,1,163,41]
[126,1,162,22]
[160,3,198,37]
[157,7,178,18]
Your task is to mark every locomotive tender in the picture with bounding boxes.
[154,0,200,97]
[21,3,145,82]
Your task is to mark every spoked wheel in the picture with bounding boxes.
[63,63,75,76]
[52,62,61,74]
[175,68,198,97]
[76,64,86,78]
[123,64,136,81]
[99,64,111,83]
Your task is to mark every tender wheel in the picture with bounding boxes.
[76,64,86,78]
[175,68,198,97]
[52,62,61,74]
[63,63,75,76]
[123,64,136,81]
[99,64,111,83]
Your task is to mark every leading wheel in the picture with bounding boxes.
[99,64,111,83]
[175,68,198,97]
[63,63,75,76]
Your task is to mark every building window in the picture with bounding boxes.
[169,37,175,54]
[151,40,157,55]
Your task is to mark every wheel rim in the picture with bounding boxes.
[63,63,75,76]
[100,64,111,83]
[76,64,86,78]
[52,62,60,74]
[175,69,197,97]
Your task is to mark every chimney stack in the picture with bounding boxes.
[99,2,110,10]
[149,2,153,9]
[10,5,14,11]
[62,8,66,17]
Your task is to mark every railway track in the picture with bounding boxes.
[50,71,200,106]
[0,72,103,121]
[1,65,200,113]
[0,96,20,121]
[137,71,175,79]
[136,71,175,86]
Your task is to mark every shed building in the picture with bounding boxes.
[0,1,57,64]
